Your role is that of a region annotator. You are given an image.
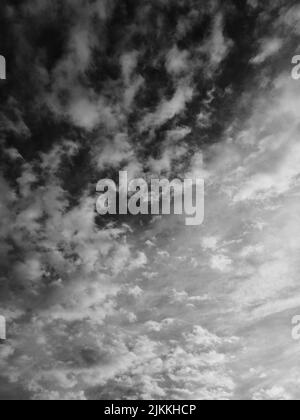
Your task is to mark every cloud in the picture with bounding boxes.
[139,84,194,132]
[252,386,291,401]
[2,0,300,400]
[68,97,101,130]
[120,51,139,83]
[145,318,175,332]
[210,254,232,272]
[199,12,233,72]
[95,133,135,171]
[165,46,190,76]
[250,38,283,65]
[280,4,300,34]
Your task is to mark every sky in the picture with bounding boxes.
[1,0,300,400]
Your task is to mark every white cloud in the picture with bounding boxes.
[165,46,189,76]
[252,386,291,401]
[210,255,232,272]
[68,97,100,130]
[250,38,283,65]
[145,318,175,332]
[199,12,233,72]
[202,236,219,251]
[280,5,300,34]
[95,133,134,170]
[140,84,194,132]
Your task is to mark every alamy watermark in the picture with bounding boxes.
[0,316,6,340]
[0,55,6,80]
[292,55,300,80]
[292,315,300,341]
[96,171,205,226]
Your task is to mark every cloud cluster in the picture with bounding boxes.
[1,0,300,400]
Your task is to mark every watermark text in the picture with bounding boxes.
[96,171,205,226]
[292,315,300,341]
[0,316,6,340]
[0,55,6,80]
[292,55,300,80]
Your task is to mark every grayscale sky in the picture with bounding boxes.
[1,0,300,400]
